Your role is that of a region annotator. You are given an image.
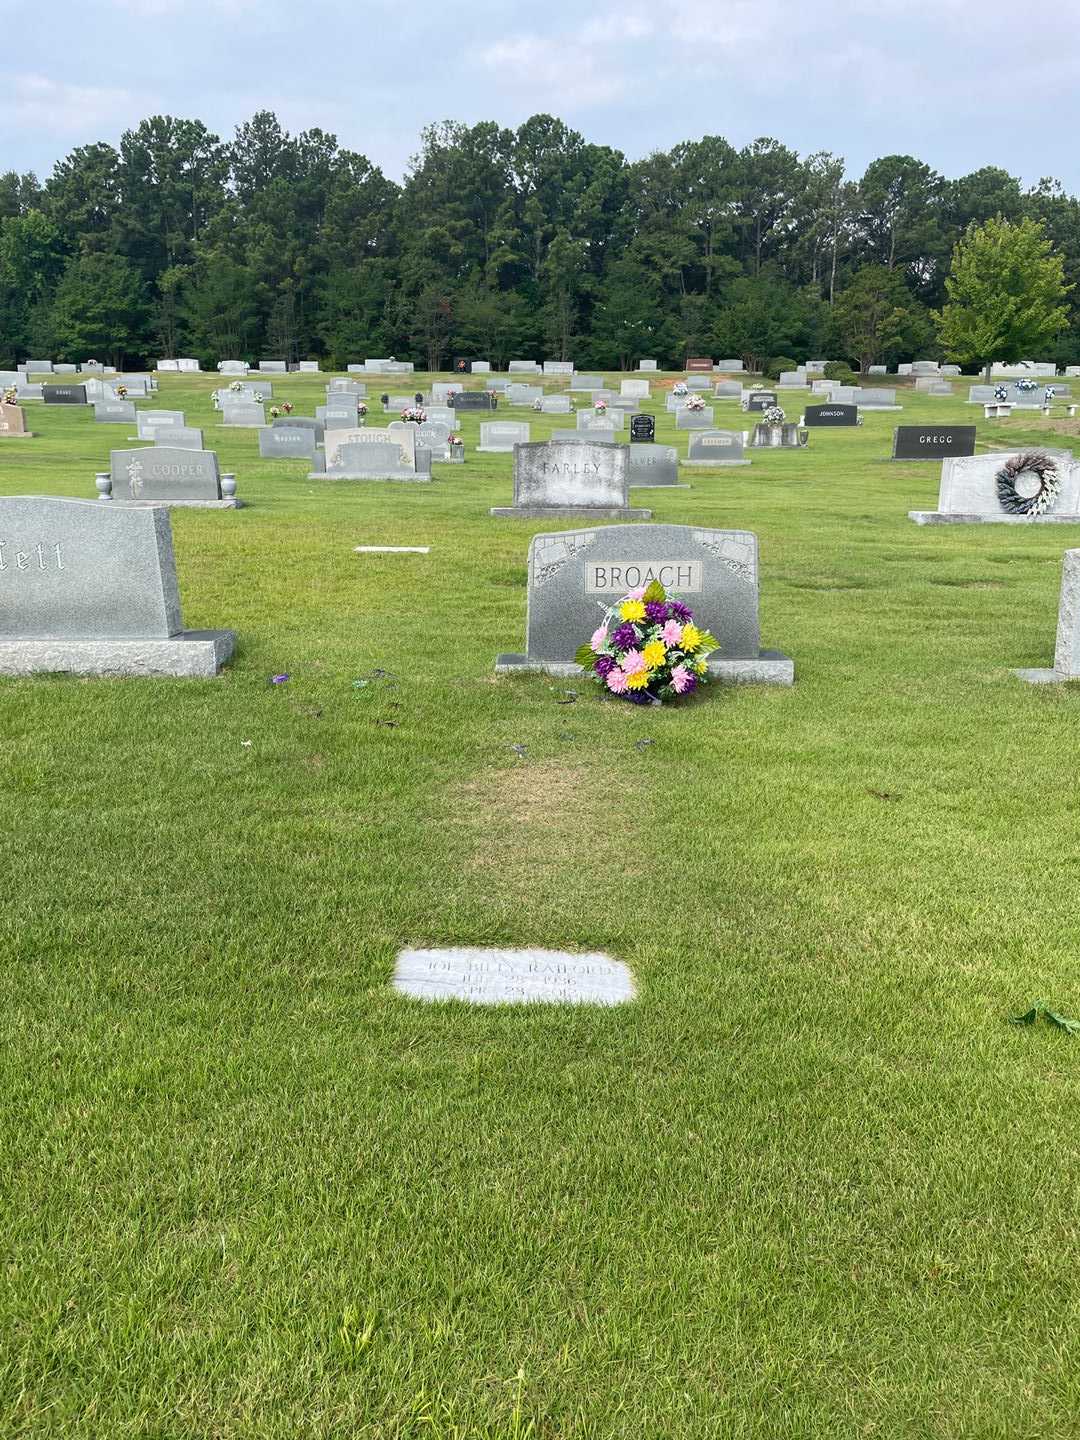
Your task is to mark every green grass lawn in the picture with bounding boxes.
[3,372,1080,1438]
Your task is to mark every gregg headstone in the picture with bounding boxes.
[892,425,976,461]
[495,523,792,683]
[0,497,233,676]
[491,440,650,519]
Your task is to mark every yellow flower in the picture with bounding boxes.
[695,660,708,676]
[681,623,702,651]
[626,669,651,690]
[619,599,646,623]
[642,640,666,669]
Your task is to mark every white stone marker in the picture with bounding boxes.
[393,947,636,1005]
[1016,549,1080,683]
[354,546,430,554]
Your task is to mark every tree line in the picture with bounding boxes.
[2,111,1078,372]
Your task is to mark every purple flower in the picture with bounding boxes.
[270,673,290,685]
[612,623,639,650]
[669,601,693,624]
[594,655,616,677]
[645,601,669,623]
[627,689,652,705]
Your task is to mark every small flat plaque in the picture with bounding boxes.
[354,546,430,554]
[393,947,635,1005]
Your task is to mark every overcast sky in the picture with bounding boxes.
[5,0,1078,190]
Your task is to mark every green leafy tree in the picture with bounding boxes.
[830,264,931,371]
[48,251,148,362]
[934,217,1070,380]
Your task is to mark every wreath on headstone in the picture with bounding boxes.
[995,451,1061,516]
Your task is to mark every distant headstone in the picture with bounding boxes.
[676,406,715,429]
[714,381,742,399]
[259,426,317,460]
[577,409,625,432]
[892,425,976,460]
[477,421,530,452]
[540,395,572,414]
[551,429,616,445]
[298,361,320,373]
[320,440,421,480]
[0,497,233,676]
[685,376,711,392]
[44,384,86,405]
[137,410,185,439]
[685,430,749,466]
[106,446,235,507]
[910,449,1080,523]
[94,400,137,425]
[742,391,777,413]
[569,374,604,392]
[273,415,324,442]
[221,400,265,427]
[803,404,859,427]
[685,357,713,372]
[715,359,745,372]
[506,383,543,406]
[620,379,650,400]
[495,523,792,683]
[543,361,574,376]
[491,440,650,519]
[156,427,203,450]
[258,360,287,373]
[508,361,543,375]
[630,414,655,444]
[627,444,682,487]
[451,391,497,411]
[638,360,658,372]
[0,403,30,436]
[851,387,899,409]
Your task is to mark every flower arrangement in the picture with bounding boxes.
[594,398,608,413]
[448,431,462,446]
[685,393,706,411]
[269,405,282,419]
[1045,386,1057,403]
[3,386,18,406]
[114,384,128,398]
[357,401,368,416]
[281,400,293,414]
[229,379,245,393]
[763,404,786,425]
[994,385,1009,401]
[1016,378,1037,393]
[533,397,543,411]
[672,381,688,396]
[401,406,426,424]
[576,578,719,705]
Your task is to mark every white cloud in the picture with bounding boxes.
[476,34,631,108]
[0,75,135,139]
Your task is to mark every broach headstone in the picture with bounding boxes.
[0,497,234,676]
[496,523,792,683]
[491,440,650,519]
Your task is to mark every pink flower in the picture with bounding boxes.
[661,619,683,647]
[621,649,646,676]
[606,668,628,693]
[591,625,609,651]
[670,665,693,694]
[625,586,647,601]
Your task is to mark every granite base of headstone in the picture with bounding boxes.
[1016,548,1080,683]
[0,497,234,677]
[491,440,650,519]
[495,523,792,684]
[909,450,1080,524]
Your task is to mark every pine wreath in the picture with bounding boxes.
[996,451,1061,516]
